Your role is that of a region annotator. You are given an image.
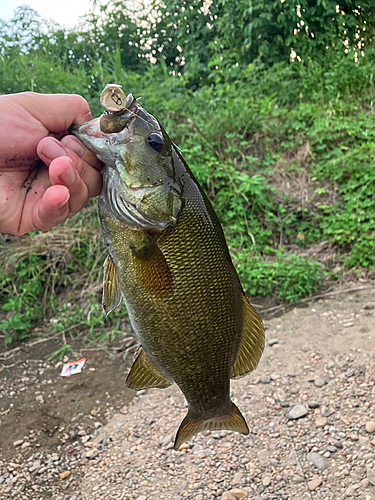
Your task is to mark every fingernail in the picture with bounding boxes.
[62,136,85,157]
[57,192,70,208]
[59,164,75,185]
[42,140,67,160]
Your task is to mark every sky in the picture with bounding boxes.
[0,1,94,28]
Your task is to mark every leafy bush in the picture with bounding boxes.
[1,5,375,345]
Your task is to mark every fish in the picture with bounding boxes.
[70,84,265,450]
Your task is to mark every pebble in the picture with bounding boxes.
[232,472,243,484]
[308,477,322,491]
[86,449,98,459]
[314,377,325,387]
[20,442,30,449]
[60,470,71,480]
[367,467,375,485]
[268,338,279,346]
[345,485,358,496]
[28,460,41,473]
[315,416,328,427]
[327,445,337,453]
[365,421,375,433]
[306,452,330,471]
[221,493,237,500]
[225,489,247,499]
[308,401,320,409]
[262,476,271,487]
[288,404,308,420]
[361,478,370,488]
[13,440,23,447]
[259,374,271,384]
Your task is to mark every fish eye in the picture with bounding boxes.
[146,133,163,153]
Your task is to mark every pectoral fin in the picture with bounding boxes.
[103,255,122,315]
[132,243,174,298]
[126,348,172,390]
[230,293,265,379]
[174,403,249,450]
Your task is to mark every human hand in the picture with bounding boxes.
[0,92,102,235]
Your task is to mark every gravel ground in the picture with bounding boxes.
[1,287,374,500]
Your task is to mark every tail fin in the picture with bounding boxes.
[174,403,249,450]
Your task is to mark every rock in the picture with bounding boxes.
[320,404,333,417]
[308,477,322,491]
[308,401,320,409]
[160,434,174,447]
[315,416,328,427]
[59,471,71,480]
[345,368,355,378]
[314,377,325,387]
[365,421,375,433]
[35,395,44,403]
[306,452,329,471]
[262,476,271,487]
[260,375,271,384]
[226,489,247,499]
[363,302,375,310]
[361,478,369,488]
[367,467,375,485]
[85,449,98,459]
[268,339,279,346]
[21,442,30,449]
[28,460,41,473]
[327,445,337,453]
[257,449,268,463]
[232,472,243,484]
[359,435,369,445]
[222,494,237,500]
[270,373,280,380]
[288,404,308,420]
[332,440,343,449]
[345,485,358,496]
[13,440,23,447]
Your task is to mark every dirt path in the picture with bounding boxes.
[1,287,374,500]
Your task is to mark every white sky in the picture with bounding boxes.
[0,1,94,29]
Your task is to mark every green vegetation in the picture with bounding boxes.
[1,2,374,344]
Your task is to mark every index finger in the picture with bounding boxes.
[4,92,93,134]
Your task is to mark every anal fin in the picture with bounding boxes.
[126,347,172,390]
[103,255,122,315]
[230,292,265,379]
[174,402,249,450]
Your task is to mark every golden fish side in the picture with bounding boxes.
[71,87,265,449]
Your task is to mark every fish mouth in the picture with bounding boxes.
[68,96,139,138]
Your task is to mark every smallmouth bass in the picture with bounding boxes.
[71,85,265,449]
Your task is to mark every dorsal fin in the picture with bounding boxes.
[103,255,122,315]
[230,293,265,379]
[126,347,172,390]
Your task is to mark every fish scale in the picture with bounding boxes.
[71,84,265,449]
